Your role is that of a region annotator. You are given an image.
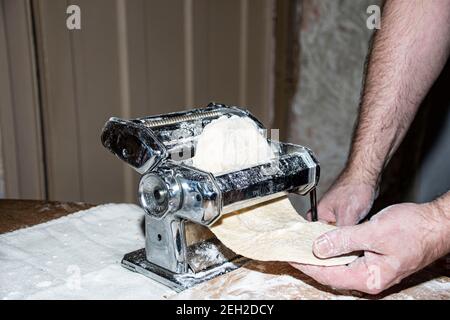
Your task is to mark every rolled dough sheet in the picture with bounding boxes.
[210,197,358,266]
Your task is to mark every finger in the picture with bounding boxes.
[291,258,374,293]
[336,212,360,227]
[336,201,368,227]
[306,203,336,223]
[306,210,331,222]
[313,223,374,258]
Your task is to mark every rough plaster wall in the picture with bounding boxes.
[288,0,380,212]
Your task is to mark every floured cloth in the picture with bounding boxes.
[211,197,358,266]
[0,204,174,299]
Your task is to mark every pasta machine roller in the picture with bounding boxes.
[101,103,320,291]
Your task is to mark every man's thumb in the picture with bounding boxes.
[312,225,369,258]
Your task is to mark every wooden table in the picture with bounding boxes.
[1,199,449,299]
[0,199,93,233]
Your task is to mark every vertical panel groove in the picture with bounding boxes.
[184,0,194,107]
[239,0,248,106]
[264,0,276,127]
[117,0,130,119]
[274,0,301,139]
[29,0,48,199]
[116,0,133,202]
[67,0,84,200]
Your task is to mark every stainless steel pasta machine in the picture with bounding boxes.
[101,103,320,291]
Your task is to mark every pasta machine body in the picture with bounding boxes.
[101,103,320,291]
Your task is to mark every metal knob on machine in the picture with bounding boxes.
[139,173,182,218]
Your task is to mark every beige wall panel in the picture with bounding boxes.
[29,0,274,204]
[145,0,187,113]
[206,0,241,106]
[34,0,82,201]
[69,0,126,204]
[123,0,149,118]
[192,0,209,106]
[0,0,45,199]
[246,0,274,127]
[192,0,273,125]
[35,0,127,203]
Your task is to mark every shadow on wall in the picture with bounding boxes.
[371,60,450,215]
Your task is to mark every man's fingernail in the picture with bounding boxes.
[314,235,333,257]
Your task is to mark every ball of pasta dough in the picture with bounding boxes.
[192,115,275,174]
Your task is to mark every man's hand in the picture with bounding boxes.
[293,201,450,294]
[309,170,376,226]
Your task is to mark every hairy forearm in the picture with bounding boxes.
[347,0,450,187]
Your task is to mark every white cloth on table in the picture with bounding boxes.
[0,203,174,300]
